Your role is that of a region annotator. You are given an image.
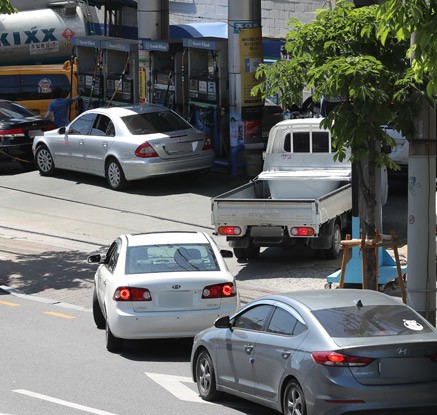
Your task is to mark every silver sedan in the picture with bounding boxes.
[191,289,437,415]
[32,104,215,190]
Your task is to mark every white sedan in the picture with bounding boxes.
[32,104,215,190]
[88,231,239,353]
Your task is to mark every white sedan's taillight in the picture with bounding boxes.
[202,283,236,299]
[113,287,152,301]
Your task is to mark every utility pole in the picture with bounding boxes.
[407,97,436,325]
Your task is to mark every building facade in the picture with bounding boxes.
[169,0,333,38]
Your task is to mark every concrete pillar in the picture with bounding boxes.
[228,0,264,171]
[137,0,169,103]
[407,99,436,325]
[137,0,169,40]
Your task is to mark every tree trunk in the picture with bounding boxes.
[357,140,378,290]
[363,140,377,289]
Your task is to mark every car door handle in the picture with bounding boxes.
[102,141,108,147]
[78,139,84,145]
[281,350,292,359]
[244,344,253,354]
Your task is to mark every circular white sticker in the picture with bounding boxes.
[403,319,423,331]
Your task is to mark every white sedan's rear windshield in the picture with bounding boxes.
[313,305,434,337]
[122,111,192,135]
[125,243,219,274]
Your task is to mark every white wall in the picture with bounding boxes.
[169,0,333,38]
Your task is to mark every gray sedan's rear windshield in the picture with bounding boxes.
[125,243,219,274]
[122,111,192,135]
[313,305,434,337]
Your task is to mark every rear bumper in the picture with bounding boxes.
[120,153,215,181]
[107,301,237,339]
[305,368,437,415]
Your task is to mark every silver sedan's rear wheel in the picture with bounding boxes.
[35,145,55,176]
[196,350,222,401]
[283,380,306,415]
[105,158,127,191]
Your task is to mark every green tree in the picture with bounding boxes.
[253,0,422,289]
[0,0,16,14]
[378,0,437,98]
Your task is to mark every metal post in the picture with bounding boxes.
[407,98,437,325]
[228,0,263,174]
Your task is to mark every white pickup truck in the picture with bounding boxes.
[211,118,353,260]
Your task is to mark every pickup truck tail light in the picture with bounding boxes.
[113,287,152,301]
[218,226,242,236]
[290,227,315,236]
[202,283,236,298]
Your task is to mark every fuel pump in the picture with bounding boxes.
[72,36,105,110]
[72,36,139,108]
[102,38,139,106]
[139,40,185,112]
[184,38,228,157]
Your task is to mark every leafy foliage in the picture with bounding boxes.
[378,0,437,98]
[0,0,17,14]
[253,0,420,171]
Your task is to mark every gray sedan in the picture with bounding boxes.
[191,289,437,415]
[32,104,215,190]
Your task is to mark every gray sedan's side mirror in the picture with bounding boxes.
[214,315,231,329]
[87,254,102,264]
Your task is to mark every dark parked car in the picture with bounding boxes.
[191,289,437,415]
[0,99,55,166]
[262,99,284,140]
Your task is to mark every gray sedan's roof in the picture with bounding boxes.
[264,289,402,311]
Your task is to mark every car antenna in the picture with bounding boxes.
[354,299,363,308]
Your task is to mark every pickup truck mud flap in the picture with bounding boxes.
[310,220,335,250]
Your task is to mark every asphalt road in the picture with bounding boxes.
[0,161,409,309]
[0,161,413,415]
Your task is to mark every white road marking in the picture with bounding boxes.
[145,372,212,405]
[13,390,118,415]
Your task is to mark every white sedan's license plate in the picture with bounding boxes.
[158,291,193,308]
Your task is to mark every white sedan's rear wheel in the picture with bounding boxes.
[106,322,123,353]
[92,289,105,329]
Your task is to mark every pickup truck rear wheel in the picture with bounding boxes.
[324,223,342,259]
[233,248,247,260]
[246,243,260,259]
